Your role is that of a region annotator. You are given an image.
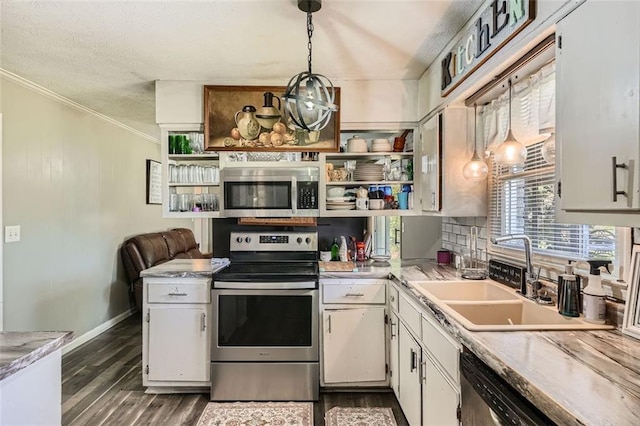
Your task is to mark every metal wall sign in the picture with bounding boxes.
[441,0,536,96]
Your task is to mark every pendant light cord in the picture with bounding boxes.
[473,104,478,155]
[508,79,512,128]
[307,12,314,74]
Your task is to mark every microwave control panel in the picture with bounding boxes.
[297,182,318,209]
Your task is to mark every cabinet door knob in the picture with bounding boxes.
[390,321,396,338]
[168,292,188,296]
[345,293,365,297]
[327,314,332,334]
[201,313,206,331]
[410,349,417,372]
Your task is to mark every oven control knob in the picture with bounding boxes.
[296,237,303,244]
[245,237,251,243]
[305,237,311,245]
[236,237,243,244]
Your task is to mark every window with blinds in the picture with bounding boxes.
[489,143,616,261]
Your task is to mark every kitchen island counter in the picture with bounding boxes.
[393,265,640,426]
[1,330,74,425]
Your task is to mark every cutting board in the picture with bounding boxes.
[319,261,359,272]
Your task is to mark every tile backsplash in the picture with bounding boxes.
[441,216,488,262]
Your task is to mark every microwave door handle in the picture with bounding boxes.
[291,176,298,215]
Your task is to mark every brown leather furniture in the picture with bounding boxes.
[121,228,208,311]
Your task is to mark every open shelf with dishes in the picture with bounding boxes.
[318,128,417,216]
[161,125,222,218]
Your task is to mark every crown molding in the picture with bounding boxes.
[0,69,159,143]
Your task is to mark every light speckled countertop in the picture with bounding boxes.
[140,258,223,278]
[0,331,74,381]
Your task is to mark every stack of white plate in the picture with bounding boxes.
[354,164,383,181]
[326,196,356,210]
[371,138,392,152]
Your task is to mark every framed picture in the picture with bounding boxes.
[203,85,340,152]
[146,159,162,205]
[623,245,640,340]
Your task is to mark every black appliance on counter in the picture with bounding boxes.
[460,348,556,425]
[210,231,319,401]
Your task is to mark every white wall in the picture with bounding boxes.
[1,74,192,334]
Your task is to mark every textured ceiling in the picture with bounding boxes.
[1,0,482,139]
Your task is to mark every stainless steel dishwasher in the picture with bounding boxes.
[460,348,556,425]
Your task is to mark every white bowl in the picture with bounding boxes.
[347,138,368,153]
[327,187,346,197]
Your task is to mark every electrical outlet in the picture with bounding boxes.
[5,225,20,243]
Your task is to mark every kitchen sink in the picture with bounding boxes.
[411,279,613,331]
[412,280,519,301]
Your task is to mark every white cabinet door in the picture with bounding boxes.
[323,307,386,384]
[147,306,209,382]
[420,114,440,212]
[422,350,460,426]
[557,1,640,211]
[398,323,421,426]
[389,312,400,398]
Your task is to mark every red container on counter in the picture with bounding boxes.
[356,242,366,261]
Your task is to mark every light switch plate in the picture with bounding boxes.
[5,225,20,243]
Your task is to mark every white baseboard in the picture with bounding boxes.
[62,309,135,355]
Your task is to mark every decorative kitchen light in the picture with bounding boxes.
[463,104,489,181]
[283,0,338,132]
[541,131,556,164]
[494,79,527,167]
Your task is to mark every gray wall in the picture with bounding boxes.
[1,76,192,334]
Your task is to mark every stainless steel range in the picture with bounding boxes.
[210,231,319,401]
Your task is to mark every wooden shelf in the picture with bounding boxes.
[168,183,220,187]
[326,180,414,186]
[168,154,219,160]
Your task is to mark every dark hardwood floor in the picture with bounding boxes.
[62,314,409,425]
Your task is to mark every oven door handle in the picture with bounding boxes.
[213,281,317,290]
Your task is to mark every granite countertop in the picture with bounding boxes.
[393,265,640,426]
[320,258,461,280]
[0,331,74,381]
[140,258,224,278]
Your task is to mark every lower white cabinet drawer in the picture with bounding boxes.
[398,293,421,336]
[146,279,211,304]
[323,283,386,304]
[421,314,460,382]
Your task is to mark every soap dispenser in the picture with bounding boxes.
[583,260,612,324]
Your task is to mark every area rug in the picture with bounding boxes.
[325,407,397,426]
[196,402,313,426]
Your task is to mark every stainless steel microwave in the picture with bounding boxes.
[221,167,319,217]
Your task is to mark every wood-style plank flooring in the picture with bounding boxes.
[62,314,409,425]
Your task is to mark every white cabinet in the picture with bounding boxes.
[143,277,211,390]
[398,322,422,426]
[422,350,460,426]
[160,125,221,219]
[556,1,640,215]
[391,282,461,425]
[419,107,486,216]
[147,305,209,382]
[320,278,388,387]
[322,307,386,383]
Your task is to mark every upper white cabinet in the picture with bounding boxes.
[419,106,487,216]
[557,1,640,213]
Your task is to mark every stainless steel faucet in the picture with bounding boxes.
[490,234,540,299]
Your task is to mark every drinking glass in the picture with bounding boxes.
[382,157,391,181]
[344,160,356,181]
[169,193,179,212]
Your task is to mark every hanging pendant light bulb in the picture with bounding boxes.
[463,104,489,181]
[541,131,556,164]
[283,0,338,132]
[494,79,527,167]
